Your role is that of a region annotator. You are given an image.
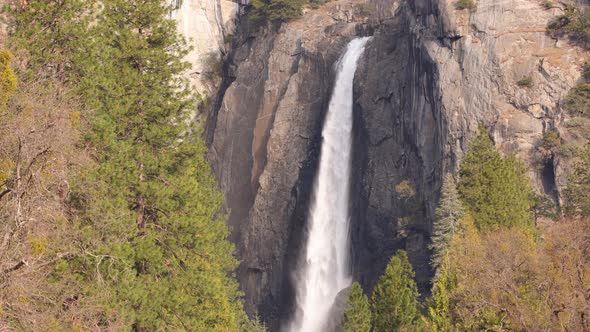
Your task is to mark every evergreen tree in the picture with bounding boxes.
[458,125,534,230]
[10,0,249,329]
[429,174,464,272]
[424,257,457,332]
[9,0,93,79]
[563,143,590,216]
[343,282,372,332]
[371,250,420,332]
[68,0,244,329]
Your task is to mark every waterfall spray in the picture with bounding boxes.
[289,37,370,332]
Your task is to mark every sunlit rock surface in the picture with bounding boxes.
[203,0,587,329]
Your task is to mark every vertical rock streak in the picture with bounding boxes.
[290,37,370,332]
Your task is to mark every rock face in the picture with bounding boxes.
[206,3,364,327]
[171,0,238,94]
[205,0,586,329]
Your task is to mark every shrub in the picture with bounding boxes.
[564,81,590,118]
[563,143,590,216]
[395,180,416,200]
[0,50,17,107]
[547,5,590,47]
[542,0,553,10]
[455,0,476,10]
[540,130,561,154]
[517,76,533,88]
[249,0,304,24]
[223,33,234,44]
[202,51,223,81]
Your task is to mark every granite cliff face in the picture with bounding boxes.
[205,4,363,326]
[197,0,586,328]
[171,0,238,94]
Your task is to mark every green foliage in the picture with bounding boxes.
[547,4,590,119]
[455,0,476,11]
[224,33,234,44]
[542,0,554,10]
[458,125,534,230]
[532,192,558,221]
[564,78,590,119]
[0,50,17,107]
[537,129,562,163]
[541,129,561,153]
[249,0,304,24]
[516,76,533,88]
[241,313,268,332]
[371,250,421,332]
[429,174,464,272]
[202,51,223,81]
[547,5,590,48]
[68,0,243,329]
[563,143,590,216]
[8,0,250,330]
[424,258,457,332]
[9,0,94,79]
[343,282,372,332]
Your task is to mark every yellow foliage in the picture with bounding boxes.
[0,50,18,107]
[0,158,14,185]
[43,317,62,332]
[27,235,48,257]
[16,295,29,305]
[440,216,590,331]
[395,180,416,199]
[68,110,82,127]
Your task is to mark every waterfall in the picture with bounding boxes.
[289,37,370,332]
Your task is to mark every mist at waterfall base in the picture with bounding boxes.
[287,37,371,332]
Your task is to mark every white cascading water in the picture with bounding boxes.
[289,37,371,332]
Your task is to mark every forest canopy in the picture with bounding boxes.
[0,0,258,330]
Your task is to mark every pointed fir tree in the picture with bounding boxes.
[371,250,421,332]
[458,125,534,230]
[343,282,372,332]
[429,174,465,272]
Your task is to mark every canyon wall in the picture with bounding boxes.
[171,0,238,94]
[198,0,586,328]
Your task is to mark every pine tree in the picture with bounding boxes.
[8,0,253,328]
[429,174,464,272]
[371,250,420,332]
[458,125,534,230]
[343,282,372,332]
[64,0,246,329]
[563,143,590,216]
[9,0,94,79]
[8,0,248,329]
